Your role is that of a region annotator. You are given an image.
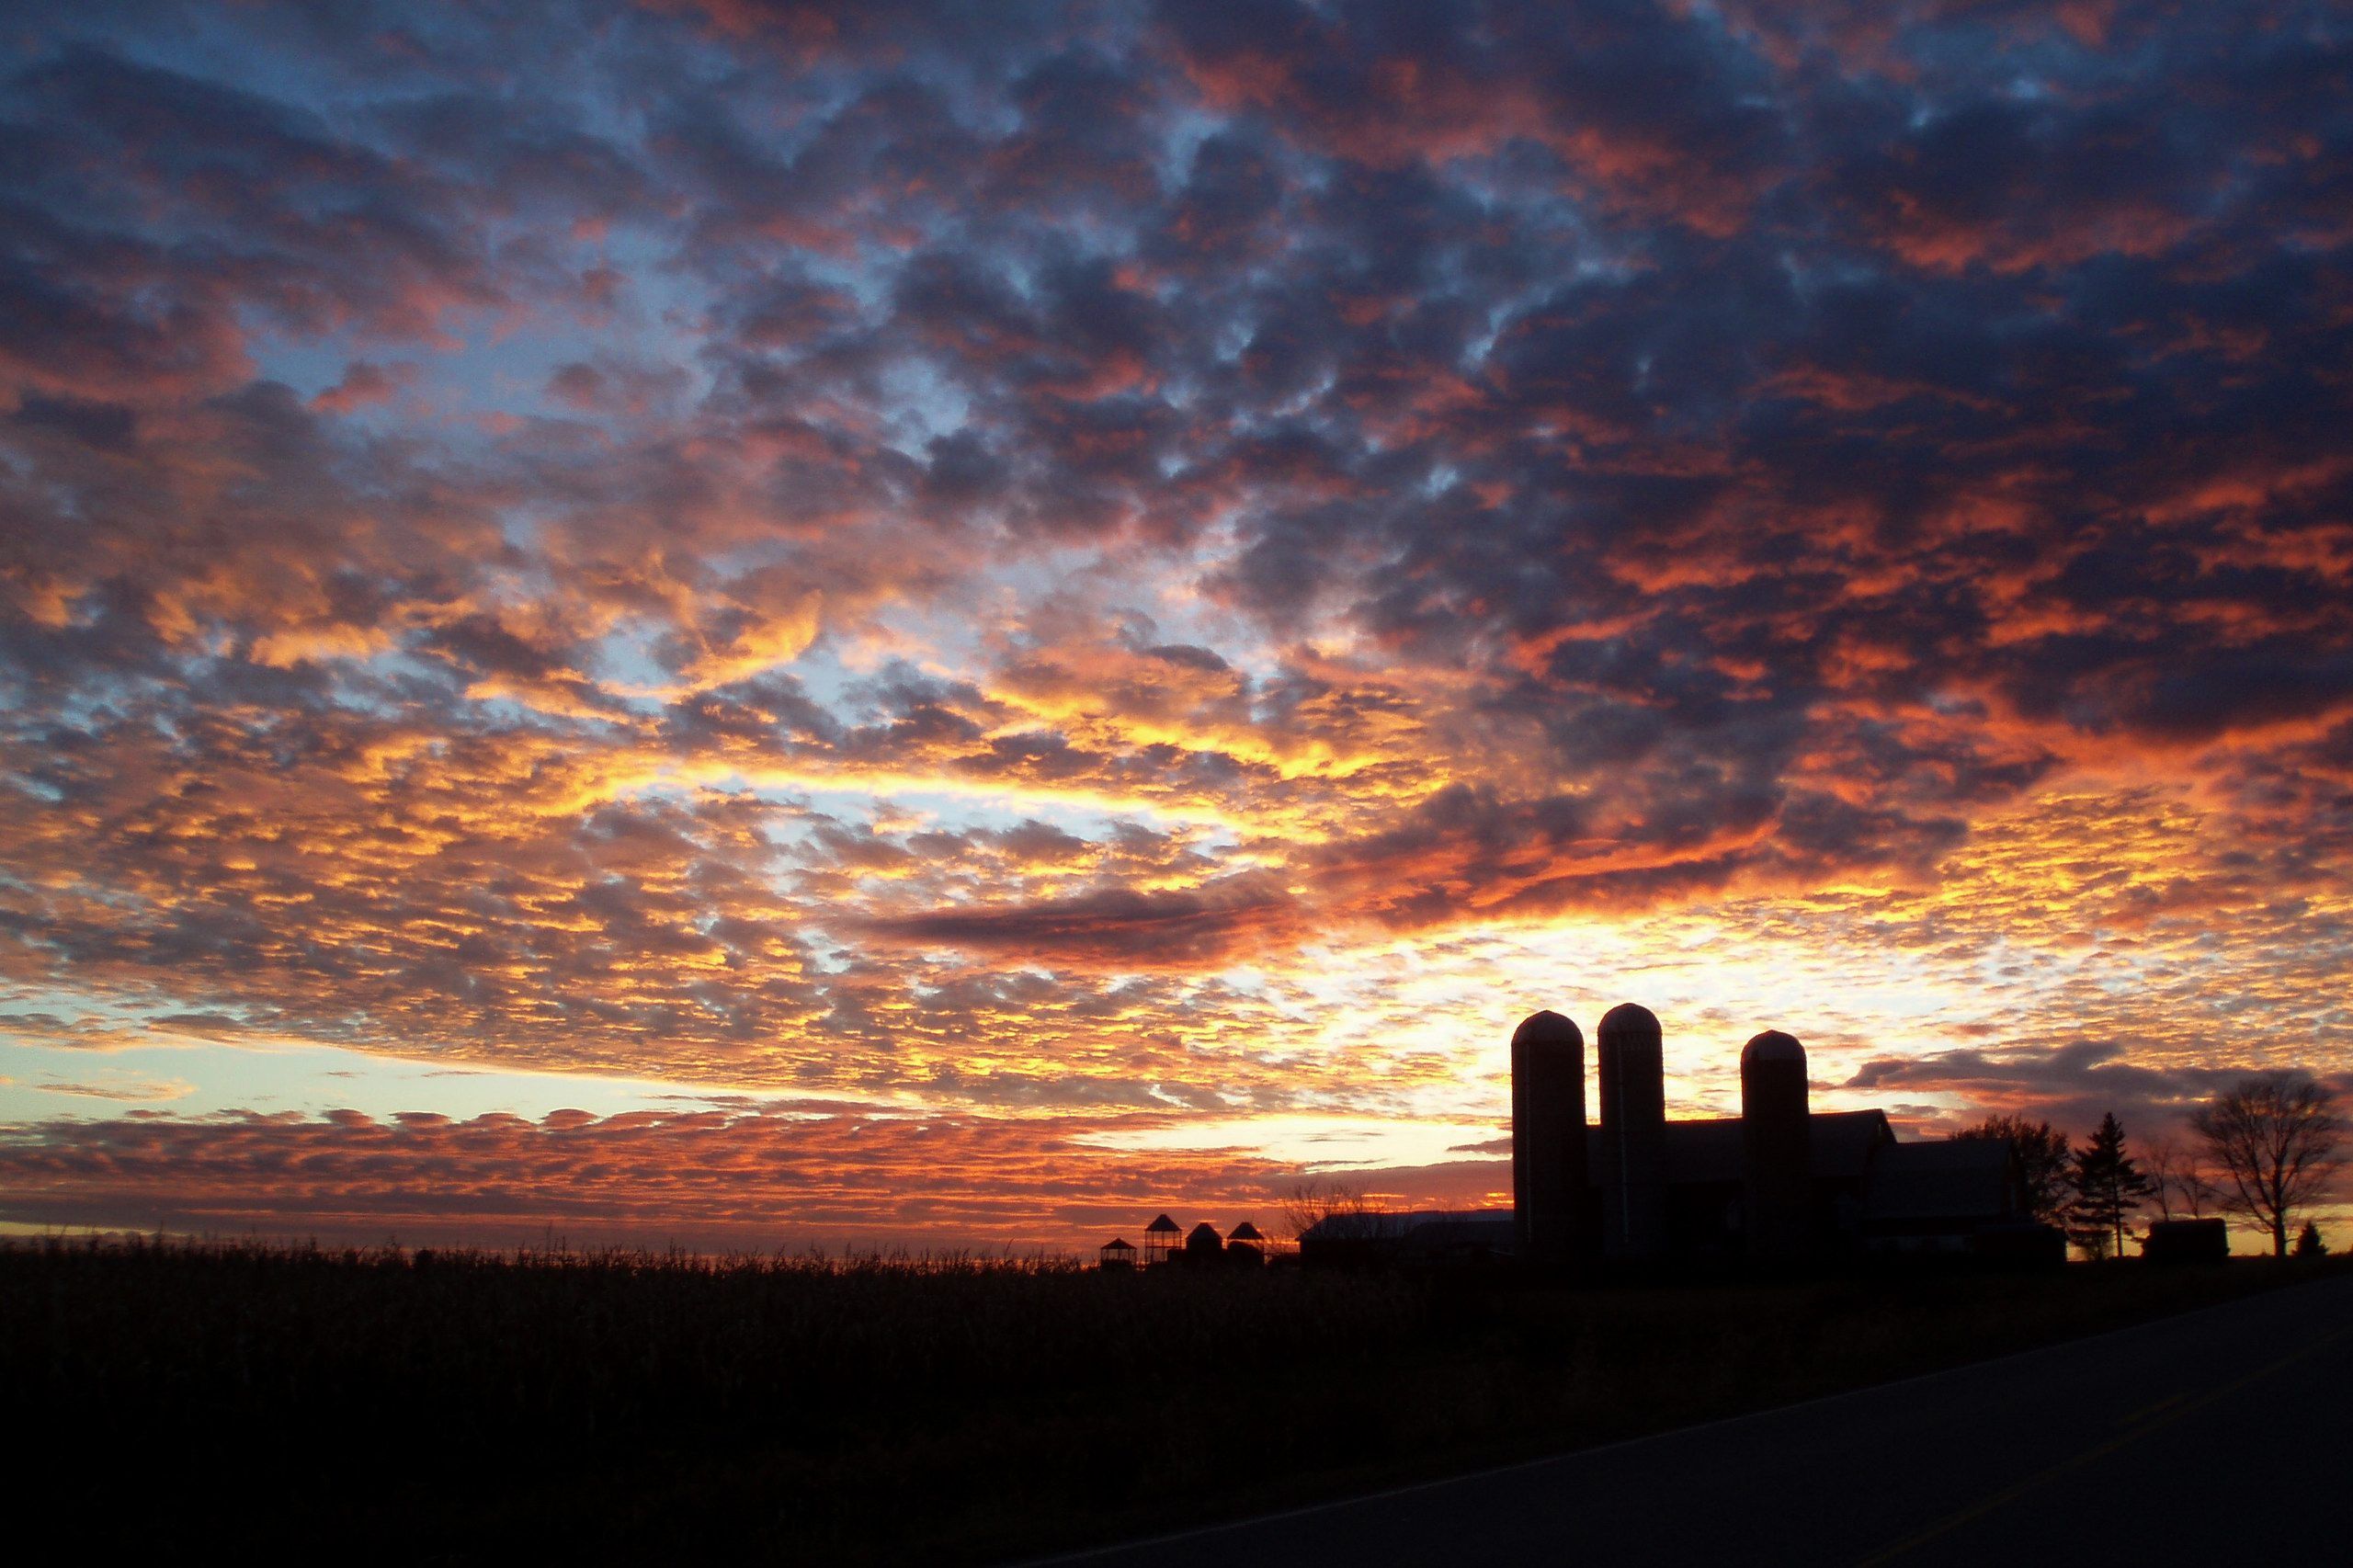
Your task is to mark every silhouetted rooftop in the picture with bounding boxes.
[1300,1210,1514,1247]
[1864,1139,2013,1220]
[1580,1108,1893,1186]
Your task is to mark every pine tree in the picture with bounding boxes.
[2291,1221,2327,1257]
[2065,1112,2154,1260]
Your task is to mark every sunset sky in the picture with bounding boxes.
[4,1,2349,1250]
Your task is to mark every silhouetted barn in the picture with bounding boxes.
[1861,1138,2024,1254]
[1300,1210,1516,1268]
[1483,1006,2058,1271]
[1143,1009,2053,1278]
[1601,1108,1897,1256]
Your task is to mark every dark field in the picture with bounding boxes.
[6,1239,2341,1563]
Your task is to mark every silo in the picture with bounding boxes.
[1597,1003,1666,1259]
[1741,1029,1813,1260]
[1511,1009,1587,1267]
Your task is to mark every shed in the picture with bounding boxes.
[2144,1217,2229,1265]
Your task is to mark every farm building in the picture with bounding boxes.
[1296,1006,2056,1269]
[1110,1003,2059,1273]
[1096,1219,1286,1270]
[1512,1005,2055,1267]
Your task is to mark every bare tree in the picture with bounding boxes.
[1958,1114,2072,1224]
[2143,1138,2217,1221]
[1279,1178,1371,1241]
[2190,1075,2347,1258]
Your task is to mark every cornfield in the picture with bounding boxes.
[4,1234,2330,1562]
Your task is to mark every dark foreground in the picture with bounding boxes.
[1058,1269,2353,1567]
[5,1240,2344,1562]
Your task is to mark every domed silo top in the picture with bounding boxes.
[1742,1029,1805,1067]
[1512,1009,1584,1048]
[1597,1002,1662,1046]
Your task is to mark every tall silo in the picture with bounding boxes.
[1511,1009,1587,1267]
[1741,1029,1813,1260]
[1597,1003,1666,1259]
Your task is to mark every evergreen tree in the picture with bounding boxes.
[2291,1221,2327,1257]
[2066,1112,2154,1260]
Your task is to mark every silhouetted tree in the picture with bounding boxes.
[2191,1075,2347,1258]
[2065,1113,2152,1260]
[2143,1138,2217,1221]
[1279,1179,1372,1242]
[1958,1114,2072,1224]
[2291,1221,2327,1258]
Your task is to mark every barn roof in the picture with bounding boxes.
[1294,1115,2013,1250]
[1865,1137,2014,1220]
[1581,1108,1894,1185]
[1300,1210,1514,1246]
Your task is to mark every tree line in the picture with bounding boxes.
[1962,1074,2347,1259]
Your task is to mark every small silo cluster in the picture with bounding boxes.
[1511,1005,1815,1267]
[1102,1216,1276,1269]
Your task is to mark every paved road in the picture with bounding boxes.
[1043,1273,2353,1567]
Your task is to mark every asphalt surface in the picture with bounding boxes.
[1043,1272,2353,1567]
